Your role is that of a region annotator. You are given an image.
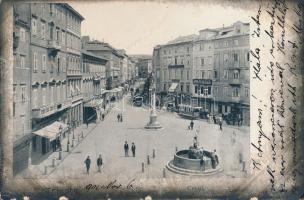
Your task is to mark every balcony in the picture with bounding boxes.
[32,99,72,119]
[47,40,61,56]
[168,64,184,69]
[229,79,241,85]
[231,96,241,102]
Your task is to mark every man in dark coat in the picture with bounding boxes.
[84,156,91,174]
[97,154,103,173]
[190,120,194,130]
[102,113,105,121]
[117,114,121,122]
[124,141,129,157]
[200,155,205,171]
[131,142,136,157]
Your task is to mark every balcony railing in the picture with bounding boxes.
[32,99,72,119]
[168,64,185,68]
[47,40,61,56]
[231,96,241,102]
[229,78,241,85]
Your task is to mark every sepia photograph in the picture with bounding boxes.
[0,0,303,199]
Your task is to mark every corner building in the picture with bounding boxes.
[153,22,250,125]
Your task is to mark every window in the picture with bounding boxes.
[42,54,46,72]
[195,85,198,94]
[233,87,240,97]
[201,58,204,66]
[234,53,239,61]
[20,55,25,69]
[224,87,229,96]
[33,88,38,108]
[41,22,46,39]
[208,70,212,79]
[214,71,218,79]
[236,25,241,33]
[32,18,37,35]
[186,85,190,93]
[201,71,205,79]
[181,84,184,92]
[50,86,55,104]
[187,47,190,53]
[207,86,211,95]
[169,69,171,79]
[223,41,228,47]
[57,57,60,73]
[224,70,228,79]
[21,86,26,101]
[199,43,203,51]
[181,70,184,79]
[245,87,249,97]
[187,70,189,80]
[233,70,239,79]
[224,53,229,62]
[174,57,177,65]
[164,50,166,55]
[42,87,46,105]
[163,84,166,91]
[33,52,38,72]
[214,86,218,95]
[62,31,65,45]
[20,28,26,42]
[234,40,238,45]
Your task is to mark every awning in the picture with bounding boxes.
[168,83,179,92]
[33,121,68,141]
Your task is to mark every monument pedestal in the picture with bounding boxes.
[145,109,162,130]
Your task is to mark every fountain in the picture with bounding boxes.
[166,131,222,175]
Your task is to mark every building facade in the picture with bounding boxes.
[12,3,84,174]
[154,35,195,105]
[13,3,32,175]
[136,58,152,78]
[81,50,107,123]
[153,22,250,125]
[65,4,84,129]
[82,36,124,90]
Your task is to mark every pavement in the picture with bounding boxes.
[18,93,250,184]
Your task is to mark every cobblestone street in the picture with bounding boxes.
[23,94,250,183]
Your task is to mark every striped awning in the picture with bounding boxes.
[168,83,179,92]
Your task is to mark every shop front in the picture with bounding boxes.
[32,121,69,159]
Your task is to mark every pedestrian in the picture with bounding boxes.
[124,141,129,157]
[219,116,223,131]
[131,142,136,157]
[200,155,205,171]
[102,113,105,121]
[97,154,103,173]
[117,114,121,122]
[84,156,91,175]
[214,149,219,166]
[190,120,194,130]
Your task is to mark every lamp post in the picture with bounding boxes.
[72,120,75,140]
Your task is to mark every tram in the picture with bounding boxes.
[178,104,201,119]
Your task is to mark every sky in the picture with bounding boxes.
[70,1,253,55]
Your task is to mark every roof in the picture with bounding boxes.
[81,50,109,61]
[63,3,85,21]
[166,34,198,45]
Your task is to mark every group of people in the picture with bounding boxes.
[124,141,136,157]
[84,154,103,175]
[199,149,219,170]
[117,113,123,122]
